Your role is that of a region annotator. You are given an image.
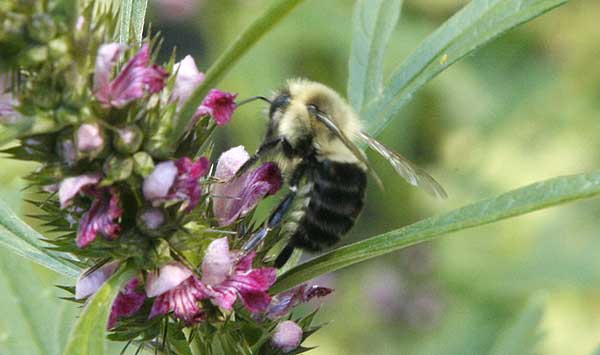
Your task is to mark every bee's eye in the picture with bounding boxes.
[269,94,290,118]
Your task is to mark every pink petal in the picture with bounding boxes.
[206,287,237,311]
[201,238,233,286]
[58,173,102,208]
[94,43,168,108]
[168,157,210,212]
[172,55,205,105]
[149,276,206,324]
[108,278,146,329]
[198,89,237,125]
[93,43,127,98]
[271,321,303,353]
[77,187,123,248]
[213,161,283,226]
[75,261,120,300]
[143,161,178,202]
[238,290,272,313]
[145,262,193,297]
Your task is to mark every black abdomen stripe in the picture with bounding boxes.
[290,160,366,252]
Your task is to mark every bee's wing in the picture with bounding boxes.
[308,106,384,188]
[358,131,447,199]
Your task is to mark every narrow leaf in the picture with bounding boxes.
[0,197,80,278]
[272,170,600,293]
[172,0,307,144]
[489,295,546,355]
[364,0,568,137]
[63,265,136,355]
[347,0,402,112]
[117,0,148,43]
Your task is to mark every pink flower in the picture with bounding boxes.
[0,76,20,124]
[197,89,237,125]
[266,284,333,320]
[75,263,145,329]
[201,238,277,313]
[109,278,146,329]
[94,43,168,108]
[146,263,207,324]
[172,55,205,105]
[77,186,123,248]
[58,173,102,208]
[212,146,283,226]
[75,261,120,300]
[271,320,303,353]
[143,157,210,212]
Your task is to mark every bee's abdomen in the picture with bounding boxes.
[291,160,366,252]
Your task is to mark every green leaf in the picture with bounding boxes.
[117,0,148,43]
[347,0,402,113]
[364,0,568,137]
[0,197,80,278]
[489,295,546,355]
[272,170,600,293]
[63,265,137,355]
[172,0,307,145]
[0,247,79,355]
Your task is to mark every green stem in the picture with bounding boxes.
[170,0,307,145]
[272,170,600,293]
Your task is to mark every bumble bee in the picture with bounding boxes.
[236,79,446,268]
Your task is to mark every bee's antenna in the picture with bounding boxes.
[237,96,272,106]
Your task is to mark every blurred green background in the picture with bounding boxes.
[2,0,600,354]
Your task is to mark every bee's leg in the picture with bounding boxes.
[240,162,308,255]
[234,137,285,179]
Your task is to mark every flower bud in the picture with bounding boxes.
[137,207,165,236]
[27,13,57,43]
[21,45,48,66]
[76,123,105,157]
[133,152,155,177]
[103,156,134,183]
[113,125,143,154]
[271,321,303,353]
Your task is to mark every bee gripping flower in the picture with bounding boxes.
[212,146,283,226]
[94,43,168,108]
[146,263,207,324]
[143,157,210,212]
[197,89,238,125]
[271,320,303,353]
[201,238,277,313]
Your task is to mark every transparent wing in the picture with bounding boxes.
[358,131,447,199]
[308,106,384,188]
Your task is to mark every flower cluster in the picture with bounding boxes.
[0,3,332,354]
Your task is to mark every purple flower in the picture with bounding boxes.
[109,278,146,329]
[77,187,123,248]
[197,89,237,125]
[76,123,104,153]
[201,238,277,313]
[146,263,207,324]
[271,320,303,353]
[212,146,283,226]
[58,173,102,208]
[74,263,145,329]
[143,157,210,212]
[266,284,334,320]
[172,55,205,105]
[94,43,168,108]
